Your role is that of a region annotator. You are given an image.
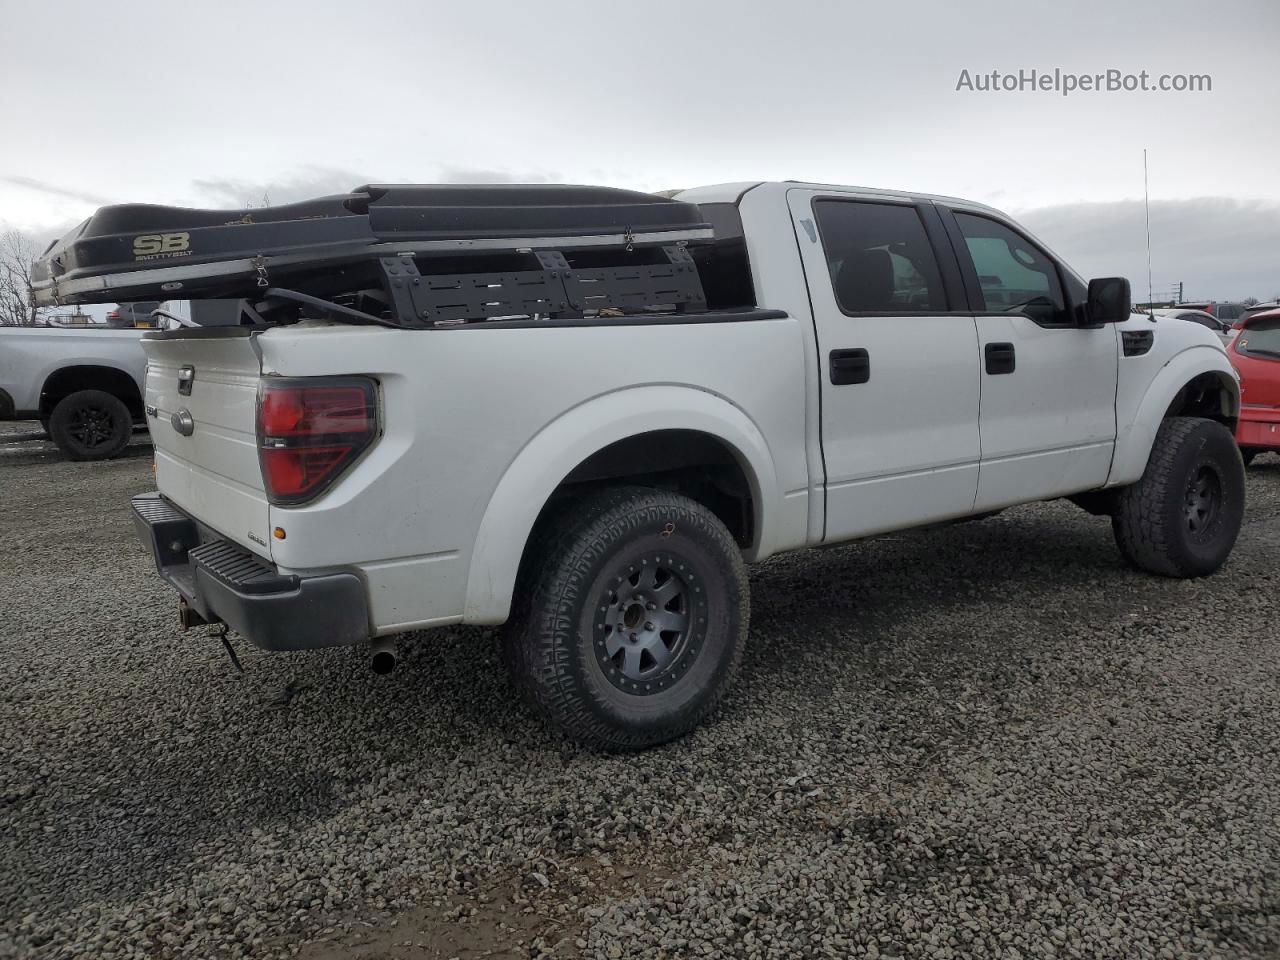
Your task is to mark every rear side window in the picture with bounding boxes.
[1237,319,1280,360]
[954,213,1069,326]
[813,200,948,313]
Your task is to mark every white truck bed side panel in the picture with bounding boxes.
[255,317,810,630]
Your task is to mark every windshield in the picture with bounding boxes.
[1237,318,1280,359]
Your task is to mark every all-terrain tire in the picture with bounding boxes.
[504,486,749,751]
[1111,417,1244,578]
[48,389,132,461]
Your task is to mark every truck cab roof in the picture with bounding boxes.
[676,180,1003,216]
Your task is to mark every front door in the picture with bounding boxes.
[943,209,1119,510]
[789,190,982,542]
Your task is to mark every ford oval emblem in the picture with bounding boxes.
[172,409,195,436]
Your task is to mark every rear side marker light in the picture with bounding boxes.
[257,377,378,505]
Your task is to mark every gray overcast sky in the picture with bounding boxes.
[1,0,1277,300]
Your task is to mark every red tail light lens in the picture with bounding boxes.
[257,378,378,504]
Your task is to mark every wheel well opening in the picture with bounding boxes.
[39,366,142,421]
[538,429,756,548]
[1164,372,1237,430]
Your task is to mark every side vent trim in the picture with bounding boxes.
[1122,330,1154,357]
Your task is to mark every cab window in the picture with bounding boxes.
[955,213,1069,326]
[813,200,948,314]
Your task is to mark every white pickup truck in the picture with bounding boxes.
[34,181,1245,748]
[0,325,148,459]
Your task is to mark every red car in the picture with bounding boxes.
[1229,308,1280,465]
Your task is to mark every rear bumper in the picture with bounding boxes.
[131,492,371,651]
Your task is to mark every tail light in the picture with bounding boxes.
[257,377,378,504]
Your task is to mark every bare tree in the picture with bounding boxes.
[0,229,40,326]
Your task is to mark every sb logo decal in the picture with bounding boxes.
[133,232,191,259]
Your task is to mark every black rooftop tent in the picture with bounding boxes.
[31,184,721,327]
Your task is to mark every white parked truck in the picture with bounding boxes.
[0,325,148,459]
[34,182,1245,748]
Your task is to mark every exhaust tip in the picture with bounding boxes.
[371,649,397,675]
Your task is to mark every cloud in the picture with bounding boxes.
[191,164,565,208]
[0,217,86,256]
[1017,197,1280,302]
[191,167,372,208]
[1,176,113,207]
[435,165,561,185]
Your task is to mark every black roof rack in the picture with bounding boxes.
[32,184,716,326]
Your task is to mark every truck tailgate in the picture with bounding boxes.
[142,330,270,557]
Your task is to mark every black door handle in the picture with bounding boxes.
[829,348,870,385]
[985,342,1016,375]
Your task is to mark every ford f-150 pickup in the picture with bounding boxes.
[33,181,1245,748]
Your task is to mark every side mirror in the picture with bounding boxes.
[1086,277,1131,324]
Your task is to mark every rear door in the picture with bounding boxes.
[142,329,271,556]
[788,189,982,541]
[941,208,1118,510]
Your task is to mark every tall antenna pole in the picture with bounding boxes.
[1144,149,1154,316]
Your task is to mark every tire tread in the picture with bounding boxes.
[504,486,748,751]
[1111,416,1243,578]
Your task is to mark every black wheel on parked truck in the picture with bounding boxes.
[48,389,132,461]
[505,486,749,751]
[1241,449,1258,467]
[1111,417,1244,578]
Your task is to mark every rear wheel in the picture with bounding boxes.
[1112,417,1244,577]
[48,389,132,461]
[505,486,749,750]
[1241,448,1258,467]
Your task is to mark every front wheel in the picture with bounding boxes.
[505,486,749,751]
[1112,417,1245,578]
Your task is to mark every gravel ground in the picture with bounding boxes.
[2,422,1279,960]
